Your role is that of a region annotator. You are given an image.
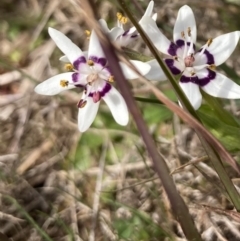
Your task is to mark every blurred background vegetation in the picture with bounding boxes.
[1,0,240,240]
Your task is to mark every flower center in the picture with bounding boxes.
[184,54,195,67]
[87,73,98,85]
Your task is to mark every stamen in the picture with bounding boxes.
[60,80,69,87]
[116,12,122,19]
[187,27,191,37]
[200,38,213,55]
[190,71,196,76]
[87,60,94,66]
[85,30,91,40]
[77,99,87,108]
[64,63,74,71]
[93,92,101,103]
[108,75,114,82]
[181,31,185,39]
[173,56,178,61]
[207,38,213,47]
[208,64,216,70]
[117,12,128,24]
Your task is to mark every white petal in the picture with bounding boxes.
[60,52,89,63]
[99,19,111,33]
[59,55,69,62]
[34,73,76,96]
[102,86,128,126]
[194,52,208,66]
[99,20,124,43]
[142,1,154,18]
[179,81,202,110]
[139,16,172,56]
[206,31,240,66]
[152,13,157,21]
[201,72,240,99]
[120,60,151,79]
[109,27,124,41]
[173,5,197,43]
[48,27,83,63]
[88,30,105,59]
[78,96,100,132]
[144,59,166,81]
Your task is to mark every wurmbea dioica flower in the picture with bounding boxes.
[59,1,165,82]
[140,5,240,109]
[99,0,157,47]
[34,28,151,132]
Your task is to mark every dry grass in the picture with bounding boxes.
[1,0,240,240]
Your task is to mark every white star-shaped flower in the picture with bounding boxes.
[35,27,150,132]
[140,5,240,109]
[99,0,157,47]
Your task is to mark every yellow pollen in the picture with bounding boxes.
[208,64,216,70]
[117,12,122,19]
[187,27,191,37]
[60,80,69,87]
[181,31,185,39]
[117,12,128,24]
[191,71,196,76]
[85,30,91,40]
[64,63,74,71]
[207,38,213,47]
[87,59,94,66]
[108,75,114,82]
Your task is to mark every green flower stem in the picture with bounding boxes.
[116,0,240,212]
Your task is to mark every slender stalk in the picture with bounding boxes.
[117,0,240,211]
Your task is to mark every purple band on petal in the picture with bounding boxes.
[176,39,185,48]
[176,39,196,50]
[88,82,112,98]
[168,42,178,56]
[98,58,107,67]
[131,34,138,38]
[89,56,107,67]
[169,40,196,56]
[202,49,214,65]
[180,69,216,87]
[198,69,216,87]
[72,73,79,82]
[180,75,198,84]
[72,73,84,87]
[165,59,181,75]
[73,56,86,70]
[122,30,129,37]
[100,82,112,97]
